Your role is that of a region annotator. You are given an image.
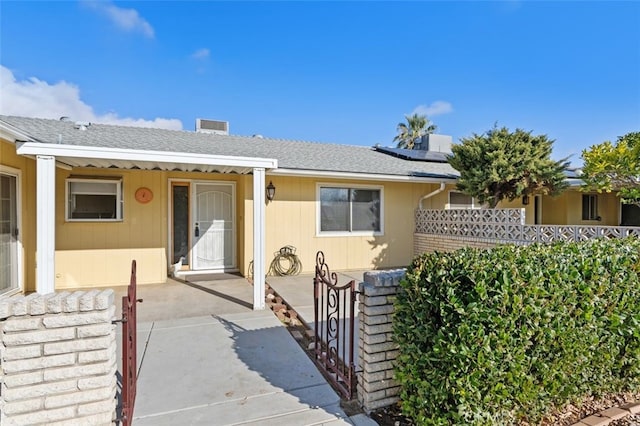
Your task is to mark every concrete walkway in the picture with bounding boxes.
[266,271,367,346]
[266,271,366,327]
[113,275,376,425]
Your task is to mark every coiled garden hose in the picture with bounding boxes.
[268,246,302,276]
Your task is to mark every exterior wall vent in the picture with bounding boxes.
[196,119,229,135]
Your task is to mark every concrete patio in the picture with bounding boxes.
[112,273,376,425]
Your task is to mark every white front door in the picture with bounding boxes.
[0,172,19,295]
[192,183,235,270]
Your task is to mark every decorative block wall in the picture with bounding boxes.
[414,208,640,258]
[357,270,405,413]
[0,290,117,426]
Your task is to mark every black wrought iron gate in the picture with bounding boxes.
[313,251,357,400]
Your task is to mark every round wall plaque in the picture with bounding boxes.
[135,187,153,204]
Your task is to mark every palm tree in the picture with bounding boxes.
[393,113,437,149]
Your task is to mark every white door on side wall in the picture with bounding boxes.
[192,183,235,270]
[0,172,19,296]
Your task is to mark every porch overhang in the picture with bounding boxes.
[17,141,276,310]
[16,142,277,173]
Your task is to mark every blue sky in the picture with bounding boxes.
[1,1,639,164]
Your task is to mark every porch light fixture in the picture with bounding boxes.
[522,195,530,205]
[266,181,276,202]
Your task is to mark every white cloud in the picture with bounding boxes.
[83,1,155,38]
[191,48,210,60]
[0,65,183,130]
[412,101,454,117]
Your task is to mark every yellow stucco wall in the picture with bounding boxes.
[538,190,620,225]
[244,176,441,274]
[0,140,37,292]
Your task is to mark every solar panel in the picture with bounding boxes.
[374,146,450,163]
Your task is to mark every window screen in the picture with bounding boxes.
[67,179,122,221]
[320,187,381,233]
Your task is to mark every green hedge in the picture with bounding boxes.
[394,238,640,425]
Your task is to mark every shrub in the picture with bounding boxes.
[394,238,640,425]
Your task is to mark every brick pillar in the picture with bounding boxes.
[0,290,117,425]
[357,269,405,413]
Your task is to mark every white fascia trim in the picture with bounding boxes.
[269,168,458,183]
[14,154,73,170]
[16,142,278,169]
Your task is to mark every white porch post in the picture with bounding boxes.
[252,167,266,310]
[36,155,56,294]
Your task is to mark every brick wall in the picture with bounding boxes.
[414,233,499,255]
[357,270,404,413]
[0,290,117,425]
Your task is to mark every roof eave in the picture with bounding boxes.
[0,122,36,143]
[268,168,458,183]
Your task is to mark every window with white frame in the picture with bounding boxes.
[319,186,382,234]
[582,194,599,221]
[66,178,123,221]
[447,191,479,209]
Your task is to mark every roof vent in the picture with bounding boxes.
[196,119,229,135]
[74,121,91,131]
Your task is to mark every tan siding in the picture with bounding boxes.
[55,169,248,287]
[55,248,166,288]
[56,168,166,250]
[258,177,442,273]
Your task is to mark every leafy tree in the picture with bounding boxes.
[393,113,437,149]
[448,126,569,208]
[581,132,640,206]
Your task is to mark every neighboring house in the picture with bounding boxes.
[492,168,638,226]
[0,115,458,308]
[411,160,636,227]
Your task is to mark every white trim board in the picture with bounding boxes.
[0,165,24,296]
[16,142,278,169]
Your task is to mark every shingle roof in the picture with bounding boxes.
[0,115,459,180]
